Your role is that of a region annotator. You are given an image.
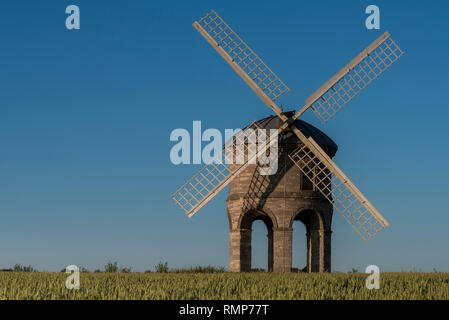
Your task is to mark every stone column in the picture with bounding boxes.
[307,229,323,272]
[323,230,332,272]
[229,229,251,272]
[273,227,292,273]
[306,229,332,272]
[306,231,311,272]
[267,228,273,272]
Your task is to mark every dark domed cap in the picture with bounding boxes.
[252,111,338,150]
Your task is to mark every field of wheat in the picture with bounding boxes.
[0,272,448,300]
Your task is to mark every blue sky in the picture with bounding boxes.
[0,0,448,272]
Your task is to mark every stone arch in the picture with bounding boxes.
[237,207,278,230]
[229,209,276,272]
[288,206,325,230]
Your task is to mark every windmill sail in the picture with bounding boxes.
[304,32,404,123]
[172,122,279,217]
[193,10,289,116]
[288,127,389,241]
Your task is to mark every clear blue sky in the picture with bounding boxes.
[1,0,448,272]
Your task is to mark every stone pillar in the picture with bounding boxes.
[273,227,292,273]
[307,229,322,272]
[306,229,332,272]
[267,228,273,272]
[323,230,332,272]
[306,231,311,272]
[229,229,251,272]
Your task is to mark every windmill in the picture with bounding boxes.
[171,10,404,271]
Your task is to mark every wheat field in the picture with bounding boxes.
[0,272,448,300]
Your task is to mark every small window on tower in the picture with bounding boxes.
[301,172,314,190]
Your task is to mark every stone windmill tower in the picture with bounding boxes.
[172,10,404,272]
[227,112,338,273]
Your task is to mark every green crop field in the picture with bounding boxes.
[0,272,448,300]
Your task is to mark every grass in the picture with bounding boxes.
[0,272,448,300]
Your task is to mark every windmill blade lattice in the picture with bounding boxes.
[304,32,404,123]
[193,10,288,116]
[288,130,389,241]
[172,122,279,217]
[195,10,289,103]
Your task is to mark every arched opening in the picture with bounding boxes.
[251,219,272,271]
[240,211,274,272]
[292,220,307,272]
[292,209,323,273]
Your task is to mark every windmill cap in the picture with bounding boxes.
[250,111,338,150]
